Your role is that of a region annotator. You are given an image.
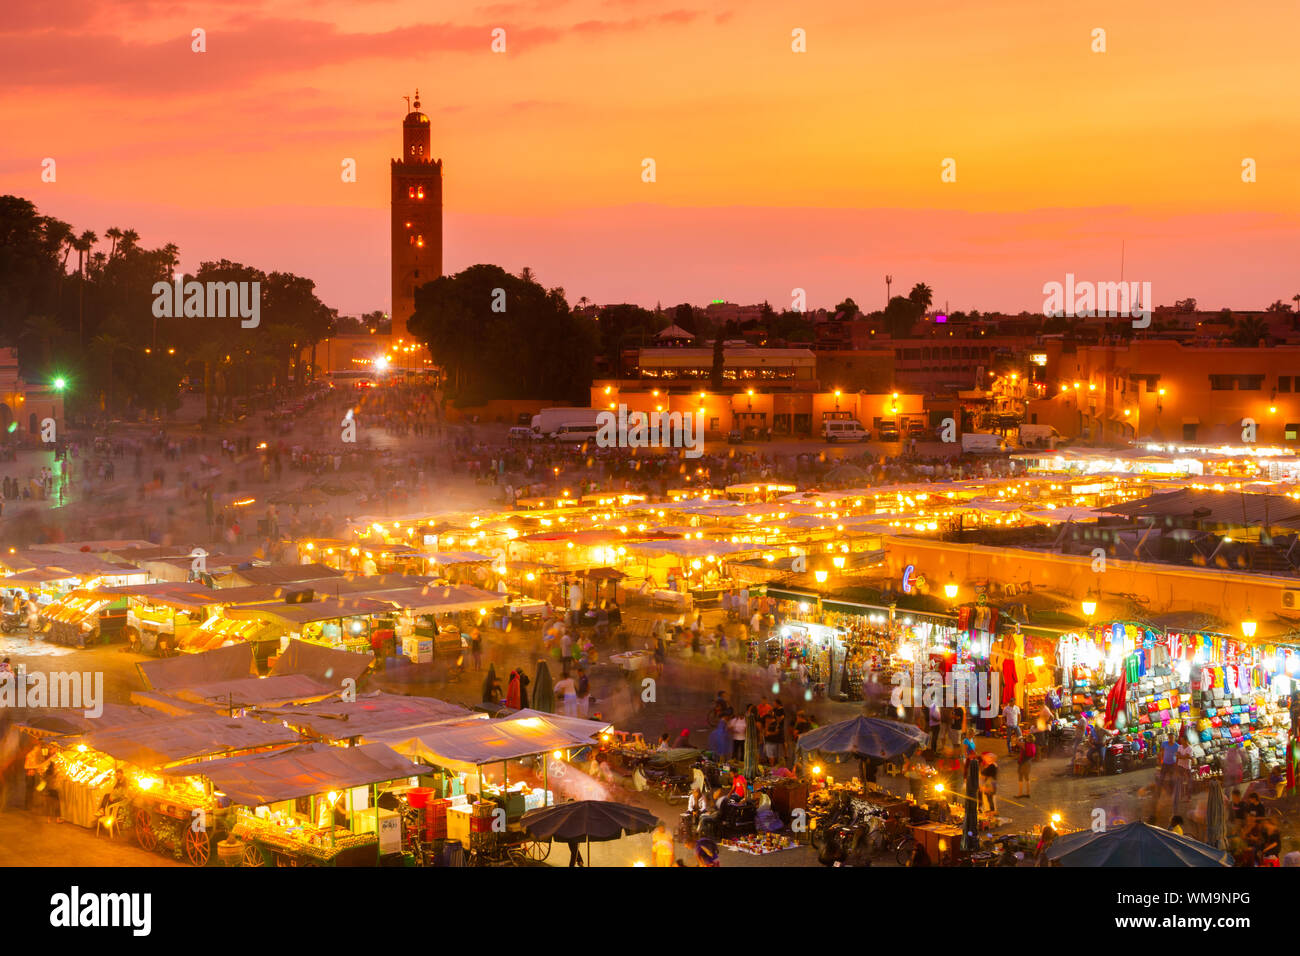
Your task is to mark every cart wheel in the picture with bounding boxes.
[134,809,157,852]
[184,827,212,867]
[242,844,266,867]
[895,836,916,866]
[524,838,551,862]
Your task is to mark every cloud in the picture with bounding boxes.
[0,18,563,94]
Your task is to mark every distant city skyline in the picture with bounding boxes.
[2,0,1296,317]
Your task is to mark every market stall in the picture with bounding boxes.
[371,713,609,857]
[162,742,429,866]
[38,588,128,647]
[55,713,302,865]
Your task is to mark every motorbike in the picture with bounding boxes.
[0,611,27,634]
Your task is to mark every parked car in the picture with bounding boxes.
[727,430,744,444]
[877,419,901,442]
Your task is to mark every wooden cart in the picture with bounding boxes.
[131,791,235,867]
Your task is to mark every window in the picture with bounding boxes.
[1183,423,1198,441]
[1287,423,1300,441]
[1279,377,1291,393]
[408,186,416,199]
[416,186,425,200]
[1238,375,1264,390]
[1209,375,1235,390]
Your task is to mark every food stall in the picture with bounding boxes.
[372,713,611,861]
[162,742,430,866]
[58,714,303,865]
[39,589,128,647]
[218,597,399,659]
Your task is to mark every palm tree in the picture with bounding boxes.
[1233,315,1270,347]
[89,332,128,418]
[119,229,140,255]
[519,266,536,285]
[23,315,63,373]
[104,227,122,259]
[908,282,934,313]
[75,230,97,348]
[1292,294,1300,313]
[75,230,97,275]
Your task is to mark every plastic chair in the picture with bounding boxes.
[96,801,123,839]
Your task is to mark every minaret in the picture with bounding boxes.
[390,90,443,333]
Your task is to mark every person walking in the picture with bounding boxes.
[651,822,674,867]
[1016,730,1036,798]
[978,751,998,820]
[470,627,483,671]
[728,711,747,760]
[1002,699,1020,750]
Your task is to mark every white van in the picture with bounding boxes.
[553,423,601,443]
[822,420,870,442]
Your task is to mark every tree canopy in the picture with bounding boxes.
[406,263,594,405]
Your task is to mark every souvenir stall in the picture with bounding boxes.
[763,620,848,696]
[1169,631,1294,783]
[988,628,1059,716]
[162,742,430,866]
[1057,622,1296,779]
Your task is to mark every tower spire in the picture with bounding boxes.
[413,88,421,111]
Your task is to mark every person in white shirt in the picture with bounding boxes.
[553,675,578,716]
[728,714,747,760]
[1002,702,1021,747]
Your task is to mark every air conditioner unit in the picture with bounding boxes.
[1281,590,1300,610]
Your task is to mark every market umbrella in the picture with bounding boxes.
[521,799,659,866]
[481,663,499,705]
[1045,821,1232,867]
[743,712,760,780]
[794,715,929,762]
[533,660,555,714]
[1204,779,1227,851]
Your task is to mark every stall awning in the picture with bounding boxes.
[137,642,256,691]
[71,714,302,769]
[260,692,477,741]
[373,715,604,775]
[422,551,493,565]
[163,742,427,806]
[370,584,502,615]
[221,597,397,627]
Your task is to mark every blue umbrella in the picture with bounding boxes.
[1045,821,1232,867]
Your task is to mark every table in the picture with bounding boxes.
[58,778,113,828]
[609,651,649,671]
[911,822,963,865]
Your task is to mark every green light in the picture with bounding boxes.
[53,377,66,391]
[6,423,15,434]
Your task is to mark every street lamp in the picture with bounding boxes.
[1242,608,1257,640]
[52,377,67,392]
[1081,589,1097,619]
[944,574,959,601]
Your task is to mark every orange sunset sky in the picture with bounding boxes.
[2,0,1297,316]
